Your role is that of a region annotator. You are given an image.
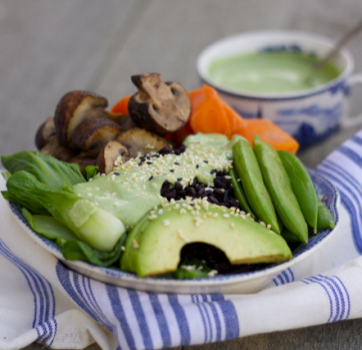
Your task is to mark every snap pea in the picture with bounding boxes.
[232,138,280,233]
[278,150,318,233]
[253,136,308,243]
[281,226,303,243]
[317,197,335,230]
[229,168,255,218]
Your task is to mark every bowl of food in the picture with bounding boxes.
[197,30,362,147]
[2,73,339,294]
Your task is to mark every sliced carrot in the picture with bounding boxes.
[111,95,132,115]
[221,101,247,135]
[240,119,299,154]
[189,85,231,138]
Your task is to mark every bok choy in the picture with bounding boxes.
[1,151,125,252]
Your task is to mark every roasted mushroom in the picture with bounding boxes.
[40,135,75,162]
[118,114,138,131]
[128,73,191,135]
[70,118,121,151]
[96,140,130,174]
[116,128,171,158]
[35,117,56,150]
[54,91,123,147]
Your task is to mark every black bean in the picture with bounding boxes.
[196,164,199,169]
[197,187,205,196]
[189,187,196,197]
[175,182,182,191]
[208,196,219,204]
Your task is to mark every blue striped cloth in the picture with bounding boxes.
[1,131,362,350]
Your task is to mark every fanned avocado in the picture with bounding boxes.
[121,199,292,277]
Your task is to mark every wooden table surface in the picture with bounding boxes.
[1,1,362,349]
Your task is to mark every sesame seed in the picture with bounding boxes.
[230,222,235,228]
[132,239,140,249]
[223,214,230,218]
[213,213,219,218]
[267,224,271,229]
[121,246,126,251]
[179,209,186,215]
[260,221,266,227]
[152,183,158,188]
[163,220,170,227]
[207,270,218,277]
[142,185,146,190]
[158,209,163,215]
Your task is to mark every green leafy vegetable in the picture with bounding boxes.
[4,170,125,251]
[61,234,127,266]
[23,208,77,246]
[85,165,99,181]
[23,208,126,266]
[1,151,85,189]
[161,258,212,279]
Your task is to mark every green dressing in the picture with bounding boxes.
[208,52,340,94]
[74,134,236,228]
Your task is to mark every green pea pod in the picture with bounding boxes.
[278,150,318,233]
[281,226,303,243]
[232,138,280,233]
[317,197,335,230]
[253,136,308,243]
[229,168,255,218]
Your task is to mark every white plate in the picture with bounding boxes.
[9,170,340,294]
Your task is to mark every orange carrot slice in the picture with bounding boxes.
[189,85,231,138]
[240,119,299,154]
[111,95,132,115]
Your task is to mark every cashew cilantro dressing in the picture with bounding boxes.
[74,133,240,227]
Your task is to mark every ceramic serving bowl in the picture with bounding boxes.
[197,31,362,148]
[9,170,340,295]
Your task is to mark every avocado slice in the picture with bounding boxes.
[121,199,292,277]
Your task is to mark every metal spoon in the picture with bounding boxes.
[306,19,362,83]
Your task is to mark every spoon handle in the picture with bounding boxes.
[312,19,362,72]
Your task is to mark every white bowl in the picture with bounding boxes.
[9,170,340,294]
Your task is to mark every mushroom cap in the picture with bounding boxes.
[116,127,172,158]
[70,117,121,151]
[96,140,130,174]
[54,90,110,146]
[128,73,191,135]
[35,117,56,150]
[40,135,75,162]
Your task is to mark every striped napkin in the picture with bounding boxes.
[1,130,362,350]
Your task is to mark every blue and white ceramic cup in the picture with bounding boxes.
[197,31,362,148]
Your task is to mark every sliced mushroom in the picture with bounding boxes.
[128,73,191,135]
[54,91,123,146]
[118,114,138,131]
[116,127,172,158]
[70,118,121,151]
[35,117,56,150]
[96,140,130,174]
[40,135,75,162]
